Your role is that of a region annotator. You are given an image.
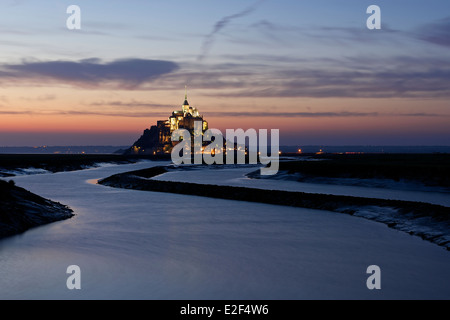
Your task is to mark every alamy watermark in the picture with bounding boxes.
[65,5,381,31]
[366,265,381,290]
[366,5,381,30]
[171,121,280,176]
[66,5,81,30]
[66,265,81,290]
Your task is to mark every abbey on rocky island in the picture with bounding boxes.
[125,89,208,155]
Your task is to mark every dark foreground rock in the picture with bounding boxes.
[0,179,74,239]
[99,166,450,250]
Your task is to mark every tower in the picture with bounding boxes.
[182,85,189,114]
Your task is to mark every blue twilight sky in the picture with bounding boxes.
[0,0,449,146]
[2,0,449,60]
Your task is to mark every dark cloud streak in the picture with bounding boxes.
[0,58,179,89]
[198,0,265,61]
[1,108,445,119]
[90,100,172,109]
[416,17,450,47]
[205,111,446,118]
[175,55,450,99]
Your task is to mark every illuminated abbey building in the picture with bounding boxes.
[125,90,208,155]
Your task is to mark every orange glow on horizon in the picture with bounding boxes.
[2,113,449,136]
[1,87,449,145]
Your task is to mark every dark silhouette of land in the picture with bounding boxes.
[0,179,73,239]
[0,154,171,177]
[256,153,450,189]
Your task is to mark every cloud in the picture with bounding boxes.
[2,53,449,99]
[0,109,445,119]
[416,17,450,47]
[90,100,172,109]
[20,94,56,102]
[207,111,380,118]
[204,111,446,118]
[164,55,450,99]
[54,110,170,118]
[198,0,265,61]
[0,58,179,89]
[53,111,449,118]
[0,110,32,115]
[228,19,401,51]
[0,108,169,118]
[135,35,180,42]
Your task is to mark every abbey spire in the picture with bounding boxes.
[183,85,189,107]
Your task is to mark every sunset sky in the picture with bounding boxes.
[0,0,449,146]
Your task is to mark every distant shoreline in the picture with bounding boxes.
[1,145,449,155]
[0,154,171,177]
